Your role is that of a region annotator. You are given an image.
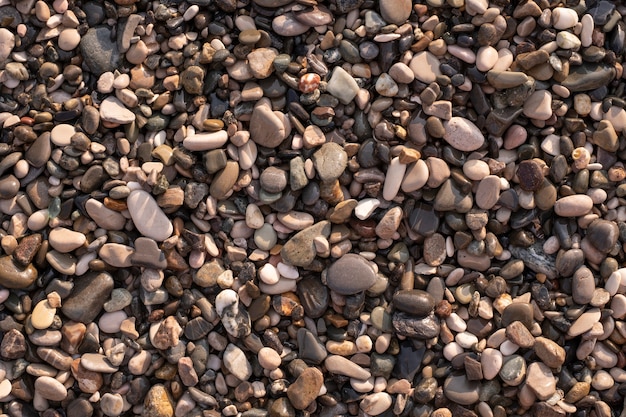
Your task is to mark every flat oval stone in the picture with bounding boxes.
[554,194,594,217]
[572,266,595,305]
[127,189,173,241]
[85,198,126,230]
[48,227,86,253]
[393,290,435,316]
[568,308,601,337]
[325,355,371,380]
[326,254,376,295]
[0,256,37,289]
[210,161,239,201]
[183,131,228,151]
[443,117,485,152]
[35,376,67,401]
[31,300,56,330]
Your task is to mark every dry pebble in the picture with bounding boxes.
[0,0,626,417]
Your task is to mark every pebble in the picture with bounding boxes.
[100,97,136,124]
[443,117,484,151]
[0,1,625,416]
[525,362,556,400]
[326,66,360,104]
[127,189,173,241]
[326,254,376,295]
[443,375,480,405]
[286,367,323,410]
[554,195,594,217]
[35,376,68,401]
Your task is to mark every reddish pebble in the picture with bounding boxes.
[20,117,34,126]
[503,124,527,149]
[299,73,320,93]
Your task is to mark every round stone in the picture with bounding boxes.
[326,254,377,295]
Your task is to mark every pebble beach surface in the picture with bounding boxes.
[1,0,626,417]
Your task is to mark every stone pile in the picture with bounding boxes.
[0,0,625,417]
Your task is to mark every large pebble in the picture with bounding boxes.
[286,367,323,410]
[443,117,484,151]
[326,254,376,295]
[127,189,173,241]
[35,376,67,401]
[0,256,37,289]
[223,344,252,381]
[554,195,593,217]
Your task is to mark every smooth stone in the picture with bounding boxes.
[572,266,595,305]
[554,195,593,217]
[434,180,473,213]
[210,161,239,200]
[0,256,37,289]
[31,300,56,330]
[25,133,51,168]
[0,28,15,64]
[183,131,228,151]
[100,393,124,417]
[476,46,499,72]
[393,290,435,316]
[326,253,376,295]
[410,51,442,83]
[85,198,126,230]
[48,227,86,253]
[325,355,371,380]
[561,63,616,92]
[568,308,601,336]
[443,374,480,405]
[501,303,533,328]
[297,328,327,365]
[587,219,619,253]
[100,96,135,124]
[523,90,552,121]
[61,272,114,323]
[35,376,67,401]
[250,99,288,148]
[481,348,503,380]
[360,392,393,416]
[487,70,529,89]
[127,189,173,241]
[379,0,411,24]
[443,117,484,151]
[525,362,556,400]
[326,66,360,104]
[272,13,309,37]
[383,157,407,201]
[98,243,135,268]
[553,7,578,29]
[475,175,501,209]
[223,344,252,381]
